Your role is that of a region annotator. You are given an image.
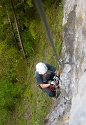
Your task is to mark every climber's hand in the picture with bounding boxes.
[50,81,56,88]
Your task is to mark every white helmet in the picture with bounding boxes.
[36,62,48,75]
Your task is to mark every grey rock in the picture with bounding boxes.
[46,0,86,125]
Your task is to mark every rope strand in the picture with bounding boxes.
[34,0,75,68]
[34,0,61,68]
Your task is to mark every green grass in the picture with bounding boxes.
[7,1,64,125]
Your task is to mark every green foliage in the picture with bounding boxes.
[22,30,35,55]
[24,85,33,98]
[29,20,37,39]
[0,81,22,108]
[0,108,9,125]
[43,0,56,7]
[26,0,33,7]
[0,39,27,124]
[0,0,64,124]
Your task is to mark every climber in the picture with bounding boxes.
[35,62,60,97]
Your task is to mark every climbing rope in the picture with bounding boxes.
[34,0,61,66]
[34,0,75,68]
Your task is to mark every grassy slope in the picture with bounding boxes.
[9,1,64,125]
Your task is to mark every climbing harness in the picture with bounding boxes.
[34,0,75,69]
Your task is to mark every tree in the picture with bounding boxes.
[10,0,26,58]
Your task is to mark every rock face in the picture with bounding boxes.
[69,72,86,125]
[46,0,86,124]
